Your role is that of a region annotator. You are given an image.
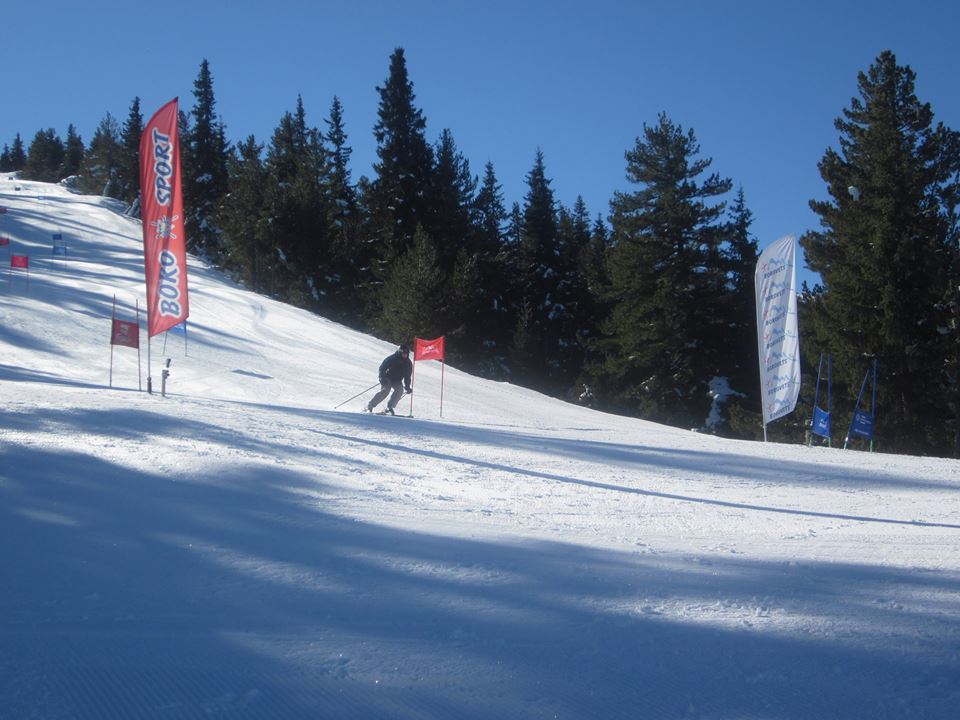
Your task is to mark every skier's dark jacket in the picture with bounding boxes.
[379,351,413,390]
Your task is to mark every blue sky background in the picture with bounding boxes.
[3,1,958,286]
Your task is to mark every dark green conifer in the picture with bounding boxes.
[598,113,732,427]
[62,125,85,179]
[79,114,122,196]
[183,59,230,257]
[218,135,268,292]
[119,97,143,205]
[801,50,960,455]
[23,129,65,183]
[369,48,434,262]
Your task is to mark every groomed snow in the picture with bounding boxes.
[1,177,959,718]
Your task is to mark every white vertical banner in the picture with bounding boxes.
[755,235,801,431]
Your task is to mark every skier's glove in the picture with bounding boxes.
[405,387,413,395]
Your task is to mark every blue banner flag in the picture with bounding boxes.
[812,407,832,438]
[850,410,875,440]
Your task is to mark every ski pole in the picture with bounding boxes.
[333,382,380,409]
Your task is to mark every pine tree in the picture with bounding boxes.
[9,134,27,171]
[218,135,268,292]
[261,98,330,306]
[79,114,122,196]
[576,214,613,405]
[62,125,84,180]
[720,187,761,436]
[430,128,483,356]
[800,50,960,455]
[322,95,363,325]
[475,161,508,256]
[509,150,573,392]
[23,129,65,183]
[431,128,476,262]
[119,97,144,205]
[554,197,594,396]
[471,161,513,376]
[184,59,230,258]
[368,48,434,263]
[376,226,445,343]
[597,113,733,428]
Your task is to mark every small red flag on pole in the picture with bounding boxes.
[414,336,445,362]
[111,318,140,349]
[413,336,446,417]
[109,295,143,390]
[9,254,29,290]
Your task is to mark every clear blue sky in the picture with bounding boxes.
[3,0,958,286]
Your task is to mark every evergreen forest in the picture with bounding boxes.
[3,49,959,458]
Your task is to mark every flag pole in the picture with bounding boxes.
[409,356,416,417]
[109,295,117,388]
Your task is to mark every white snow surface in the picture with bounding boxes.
[1,177,959,719]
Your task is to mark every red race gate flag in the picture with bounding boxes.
[111,319,140,349]
[414,336,445,361]
[412,336,446,417]
[10,254,28,268]
[0,236,10,246]
[139,98,189,337]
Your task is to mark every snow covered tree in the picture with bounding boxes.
[596,113,733,428]
[800,50,960,455]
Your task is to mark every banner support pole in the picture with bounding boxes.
[147,335,153,394]
[136,300,143,392]
[810,354,824,446]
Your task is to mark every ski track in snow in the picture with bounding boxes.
[2,177,960,718]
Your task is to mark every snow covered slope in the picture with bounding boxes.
[2,177,959,719]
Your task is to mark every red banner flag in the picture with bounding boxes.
[139,98,189,337]
[415,336,445,361]
[10,254,28,268]
[111,319,140,349]
[0,236,10,246]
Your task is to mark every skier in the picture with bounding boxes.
[366,344,413,415]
